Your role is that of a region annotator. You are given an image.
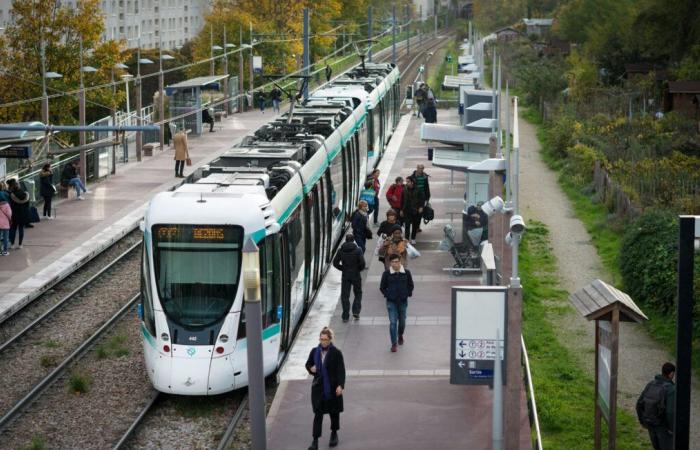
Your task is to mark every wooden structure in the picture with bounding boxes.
[569,279,648,450]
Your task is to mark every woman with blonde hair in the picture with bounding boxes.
[305,327,346,449]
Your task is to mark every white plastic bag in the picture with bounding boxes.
[374,235,385,256]
[406,243,421,259]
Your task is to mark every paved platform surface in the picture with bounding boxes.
[0,109,271,322]
[267,110,533,449]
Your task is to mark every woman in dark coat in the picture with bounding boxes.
[7,179,30,249]
[305,327,346,450]
[39,164,55,219]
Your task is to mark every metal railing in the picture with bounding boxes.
[521,334,543,450]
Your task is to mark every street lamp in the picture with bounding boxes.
[242,236,267,450]
[120,73,134,124]
[134,32,154,161]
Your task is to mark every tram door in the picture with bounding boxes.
[278,233,292,350]
[311,185,322,290]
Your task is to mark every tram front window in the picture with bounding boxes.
[152,225,243,329]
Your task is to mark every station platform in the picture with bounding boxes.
[0,109,271,322]
[267,110,532,449]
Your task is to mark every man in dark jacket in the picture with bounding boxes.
[350,200,372,254]
[333,234,366,322]
[400,177,426,244]
[411,164,431,234]
[379,253,414,352]
[637,362,676,450]
[6,179,30,249]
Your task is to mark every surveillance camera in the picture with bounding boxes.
[481,196,504,217]
[505,232,513,246]
[510,215,525,235]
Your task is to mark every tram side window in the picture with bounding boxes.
[141,246,156,336]
[330,152,344,219]
[287,207,306,305]
[260,234,282,328]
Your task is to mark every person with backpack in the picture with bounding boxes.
[636,362,676,450]
[400,177,425,245]
[350,200,372,254]
[359,181,377,225]
[333,234,366,322]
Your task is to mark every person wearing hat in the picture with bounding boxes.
[380,224,408,270]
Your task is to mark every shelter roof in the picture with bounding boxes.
[166,75,229,89]
[668,81,700,94]
[569,279,647,323]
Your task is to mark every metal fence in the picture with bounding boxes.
[522,335,543,450]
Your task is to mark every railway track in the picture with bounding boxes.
[0,238,142,434]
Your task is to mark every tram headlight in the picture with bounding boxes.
[219,334,229,343]
[161,332,170,341]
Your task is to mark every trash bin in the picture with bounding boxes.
[427,147,434,161]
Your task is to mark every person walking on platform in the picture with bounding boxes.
[173,128,190,178]
[61,161,88,200]
[202,107,215,133]
[411,164,431,233]
[377,209,401,239]
[333,234,366,322]
[6,179,29,250]
[305,327,346,450]
[368,169,381,226]
[423,85,438,124]
[414,83,426,118]
[385,177,404,223]
[359,181,377,224]
[39,164,55,219]
[401,177,425,245]
[0,193,11,256]
[380,224,409,270]
[351,200,372,254]
[637,362,676,450]
[380,254,414,352]
[270,86,282,113]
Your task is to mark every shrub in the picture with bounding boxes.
[619,210,678,312]
[564,143,603,182]
[68,372,92,394]
[547,114,577,158]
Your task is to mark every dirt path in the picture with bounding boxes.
[514,103,700,444]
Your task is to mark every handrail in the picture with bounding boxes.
[521,334,543,450]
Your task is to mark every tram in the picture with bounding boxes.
[139,62,401,394]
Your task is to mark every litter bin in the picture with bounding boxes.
[427,147,434,161]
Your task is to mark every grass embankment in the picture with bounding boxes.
[427,39,459,101]
[521,107,699,372]
[521,221,649,449]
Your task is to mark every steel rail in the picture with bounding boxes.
[0,240,142,346]
[0,294,141,432]
[216,395,250,450]
[112,391,161,450]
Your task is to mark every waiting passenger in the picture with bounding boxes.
[380,224,409,270]
[400,177,425,244]
[350,200,372,254]
[173,127,190,178]
[385,177,404,222]
[61,161,88,200]
[0,194,11,256]
[39,164,55,219]
[305,327,345,450]
[6,179,29,249]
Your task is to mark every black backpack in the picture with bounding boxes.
[636,379,667,428]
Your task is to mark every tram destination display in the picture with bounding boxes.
[450,286,507,385]
[154,224,240,243]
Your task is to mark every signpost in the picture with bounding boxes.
[450,286,507,385]
[253,56,263,75]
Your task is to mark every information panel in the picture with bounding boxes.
[597,320,612,419]
[450,286,507,385]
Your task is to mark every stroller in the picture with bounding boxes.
[440,224,481,275]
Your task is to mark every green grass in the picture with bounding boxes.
[39,355,57,368]
[427,39,459,100]
[95,334,130,359]
[24,437,45,450]
[521,221,650,449]
[172,396,217,418]
[67,372,92,394]
[41,340,60,349]
[522,107,700,372]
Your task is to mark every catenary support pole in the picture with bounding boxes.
[303,8,310,99]
[675,216,695,449]
[136,37,143,159]
[78,37,87,176]
[497,56,502,153]
[419,5,423,46]
[392,6,396,65]
[239,24,244,111]
[505,82,511,205]
[434,3,438,37]
[368,6,373,62]
[223,26,230,115]
[210,25,215,76]
[406,4,410,56]
[249,22,254,101]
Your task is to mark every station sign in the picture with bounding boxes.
[450,286,507,385]
[0,145,32,159]
[253,56,263,74]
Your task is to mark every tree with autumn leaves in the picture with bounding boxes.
[0,0,127,126]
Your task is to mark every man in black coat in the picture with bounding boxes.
[333,234,366,322]
[400,177,426,244]
[380,253,414,352]
[306,327,346,450]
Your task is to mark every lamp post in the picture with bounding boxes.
[158,33,175,151]
[242,237,267,450]
[223,26,235,115]
[249,22,254,100]
[79,36,96,180]
[134,34,154,161]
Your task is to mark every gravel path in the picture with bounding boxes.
[514,102,700,443]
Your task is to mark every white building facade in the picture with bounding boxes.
[0,0,210,50]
